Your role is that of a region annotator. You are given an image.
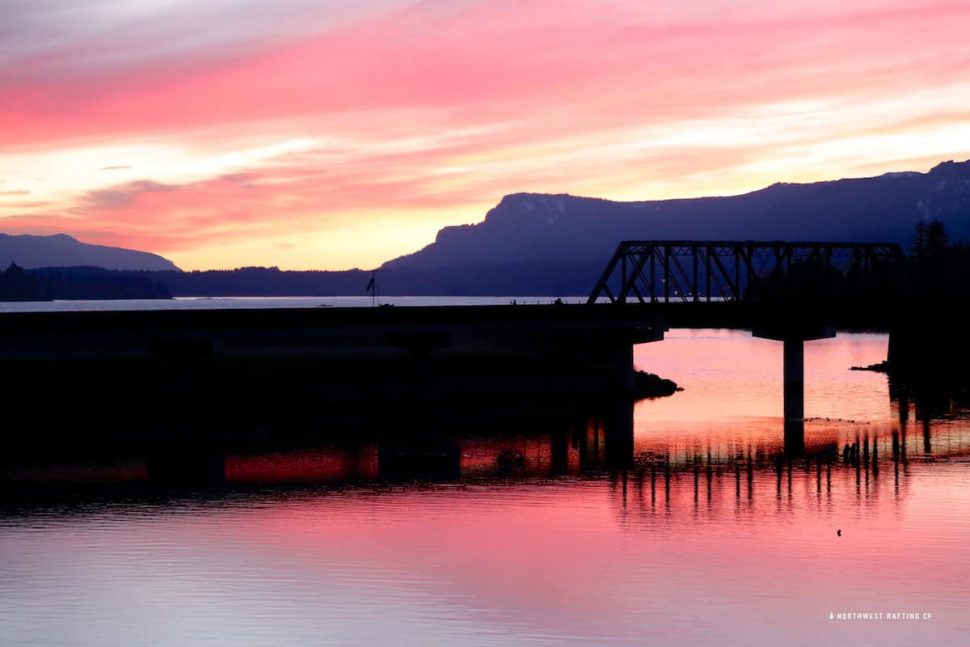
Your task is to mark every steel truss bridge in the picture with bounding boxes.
[587,241,904,305]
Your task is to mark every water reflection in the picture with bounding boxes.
[4,395,970,513]
[2,331,970,647]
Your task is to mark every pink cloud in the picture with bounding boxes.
[2,1,969,267]
[4,2,969,145]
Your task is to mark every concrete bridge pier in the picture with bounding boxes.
[753,323,836,457]
[783,337,806,457]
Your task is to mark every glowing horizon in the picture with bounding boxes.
[2,1,969,270]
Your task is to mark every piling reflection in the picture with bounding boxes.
[4,327,970,513]
[4,330,968,647]
[3,394,970,514]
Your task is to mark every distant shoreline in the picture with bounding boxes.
[0,295,586,314]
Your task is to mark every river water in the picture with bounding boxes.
[1,311,968,646]
[0,296,581,313]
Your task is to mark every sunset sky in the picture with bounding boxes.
[2,1,969,270]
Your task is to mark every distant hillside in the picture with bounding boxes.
[127,264,597,297]
[143,267,370,297]
[0,234,179,271]
[15,160,970,297]
[383,160,970,273]
[0,265,170,301]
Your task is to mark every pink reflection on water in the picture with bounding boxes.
[136,454,968,646]
[633,329,894,463]
[634,329,891,424]
[3,331,970,646]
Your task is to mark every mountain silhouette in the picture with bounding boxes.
[0,233,179,271]
[383,160,970,273]
[6,160,970,296]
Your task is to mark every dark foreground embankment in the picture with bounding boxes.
[0,304,667,473]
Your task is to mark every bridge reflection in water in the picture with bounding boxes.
[3,390,969,516]
[3,323,966,647]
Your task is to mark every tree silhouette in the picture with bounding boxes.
[911,220,949,260]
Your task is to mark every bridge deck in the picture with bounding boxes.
[0,301,897,359]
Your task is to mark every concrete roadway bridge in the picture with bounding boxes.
[0,240,909,463]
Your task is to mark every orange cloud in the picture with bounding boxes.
[1,1,969,268]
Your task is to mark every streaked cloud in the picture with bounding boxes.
[1,0,968,269]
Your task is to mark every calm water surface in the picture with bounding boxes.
[2,328,969,646]
[0,296,584,313]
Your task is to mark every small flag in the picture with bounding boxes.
[365,274,375,292]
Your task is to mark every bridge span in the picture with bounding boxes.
[0,240,911,464]
[588,240,903,305]
[587,240,907,454]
